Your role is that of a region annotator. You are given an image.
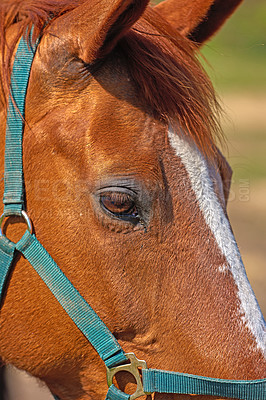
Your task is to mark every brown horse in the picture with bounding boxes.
[0,0,265,399]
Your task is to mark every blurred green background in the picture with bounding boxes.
[155,0,266,315]
[201,0,266,93]
[152,0,266,93]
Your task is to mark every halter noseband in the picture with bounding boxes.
[0,31,265,400]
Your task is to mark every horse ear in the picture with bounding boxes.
[154,0,243,44]
[52,0,149,63]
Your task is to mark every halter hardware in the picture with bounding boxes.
[0,211,32,240]
[106,353,149,400]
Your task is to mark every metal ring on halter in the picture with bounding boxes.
[106,353,149,400]
[0,210,33,238]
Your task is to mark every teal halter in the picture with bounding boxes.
[0,32,265,400]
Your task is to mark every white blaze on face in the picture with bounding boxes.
[168,126,266,357]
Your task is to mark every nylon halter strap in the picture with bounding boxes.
[0,32,265,400]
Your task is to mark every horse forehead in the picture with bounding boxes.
[85,89,166,166]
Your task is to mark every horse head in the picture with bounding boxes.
[0,1,265,399]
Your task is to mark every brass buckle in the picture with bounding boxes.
[106,353,148,400]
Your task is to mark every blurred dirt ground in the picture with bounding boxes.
[228,181,266,316]
[2,365,53,400]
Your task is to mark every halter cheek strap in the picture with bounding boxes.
[0,32,265,400]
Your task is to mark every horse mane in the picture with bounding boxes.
[0,0,223,157]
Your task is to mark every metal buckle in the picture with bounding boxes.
[106,353,148,400]
[0,210,32,239]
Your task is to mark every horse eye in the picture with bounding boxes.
[100,192,139,220]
